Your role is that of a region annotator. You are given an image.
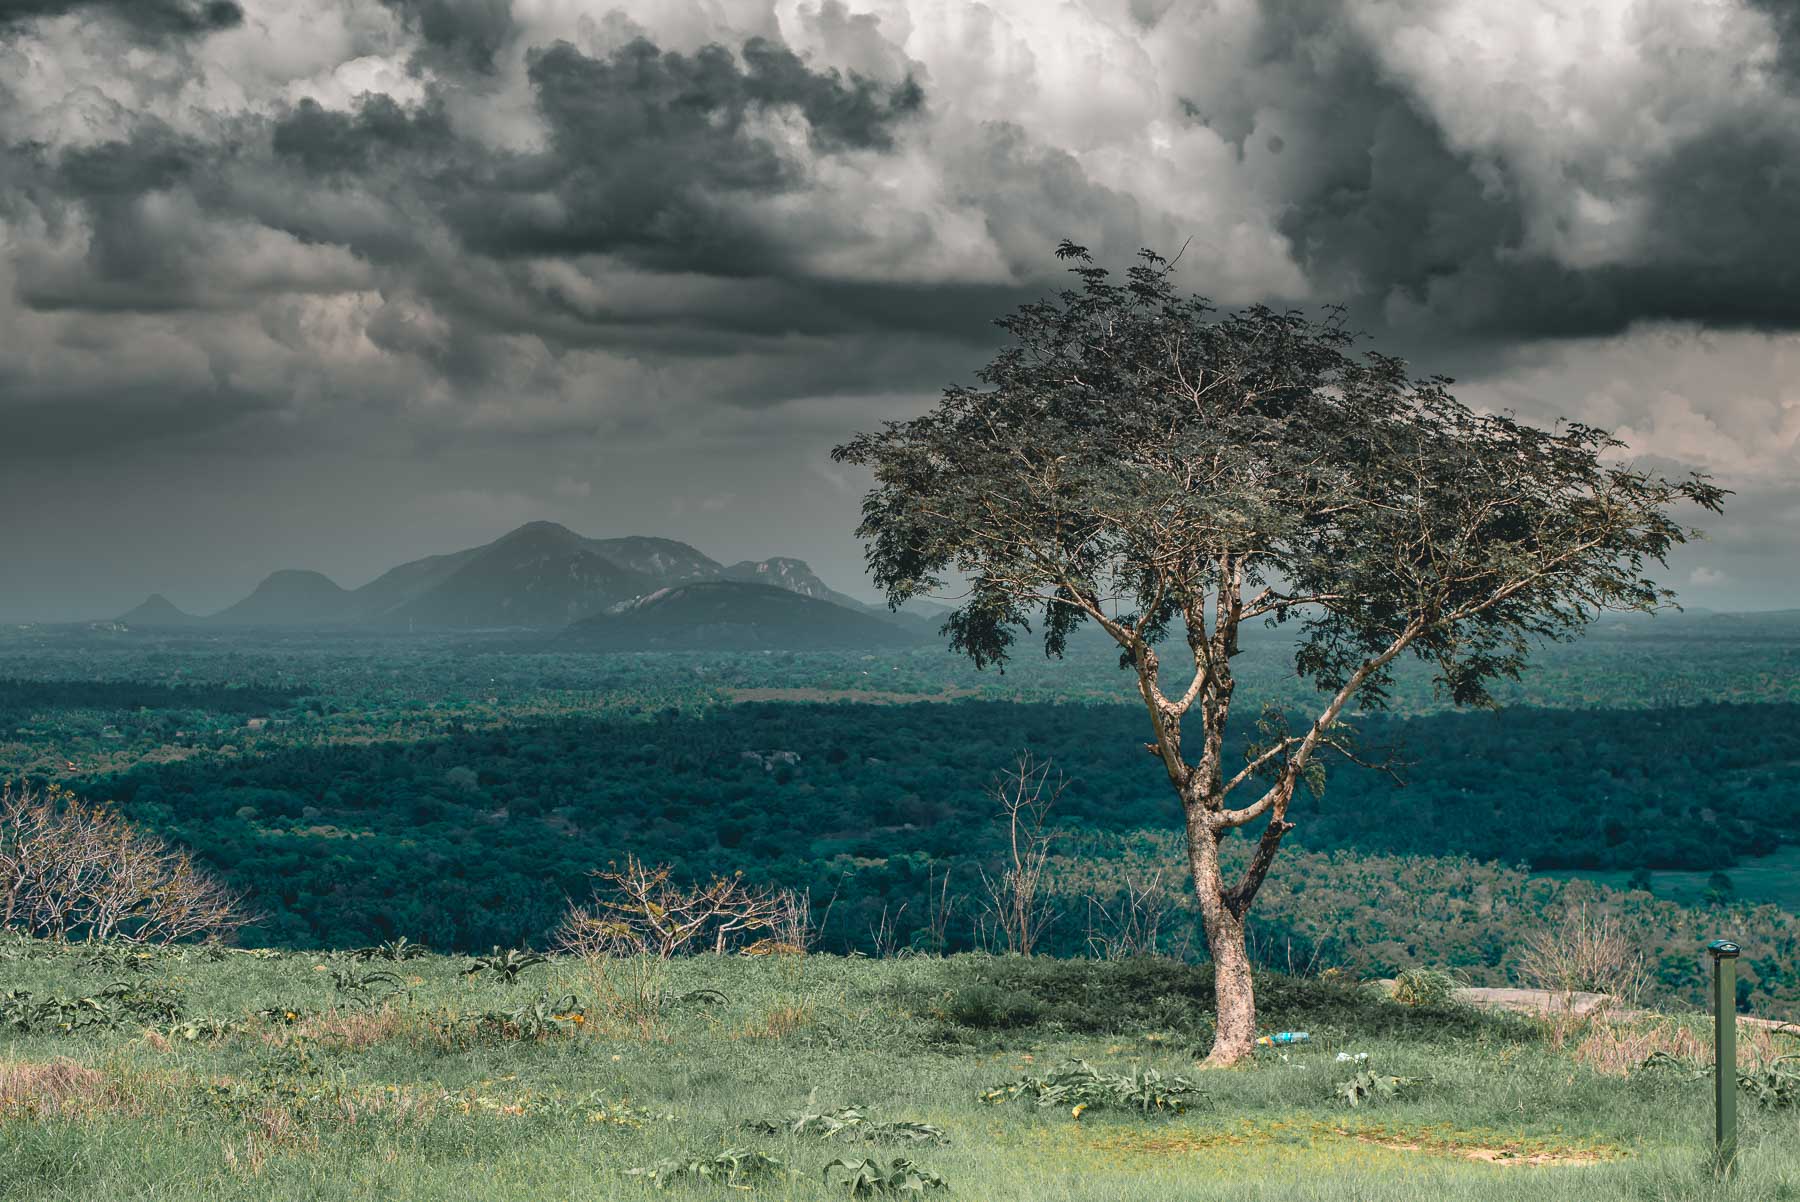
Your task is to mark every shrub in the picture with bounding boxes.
[0,783,247,944]
[558,855,782,958]
[1390,967,1461,1008]
[1516,903,1652,1004]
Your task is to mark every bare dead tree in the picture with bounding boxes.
[1085,868,1180,959]
[768,887,816,952]
[977,754,1063,956]
[1516,903,1653,1006]
[557,855,781,958]
[0,783,247,944]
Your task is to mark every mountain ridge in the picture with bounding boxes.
[117,523,907,644]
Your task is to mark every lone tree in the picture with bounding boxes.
[832,243,1725,1065]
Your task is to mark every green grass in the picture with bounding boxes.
[1545,844,1800,913]
[4,944,1799,1201]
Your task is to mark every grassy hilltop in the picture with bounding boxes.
[4,939,1799,1202]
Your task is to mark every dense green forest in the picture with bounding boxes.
[49,696,1799,953]
[2,619,1798,1009]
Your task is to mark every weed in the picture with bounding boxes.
[330,966,407,1008]
[0,981,183,1033]
[163,1017,236,1043]
[745,1099,949,1146]
[1334,1064,1427,1108]
[81,943,160,974]
[464,947,548,984]
[822,1156,948,1195]
[981,1059,1202,1115]
[447,993,586,1043]
[627,1147,791,1190]
[348,937,429,962]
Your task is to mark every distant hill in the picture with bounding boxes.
[182,522,901,634]
[210,570,355,626]
[565,581,922,650]
[587,535,723,584]
[722,556,869,612]
[370,522,661,629]
[116,594,203,627]
[349,545,484,618]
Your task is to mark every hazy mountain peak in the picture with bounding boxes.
[491,520,584,548]
[724,556,868,612]
[211,569,352,625]
[117,594,200,626]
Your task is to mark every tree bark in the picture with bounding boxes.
[1186,813,1256,1065]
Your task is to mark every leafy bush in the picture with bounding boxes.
[1640,1049,1800,1109]
[1741,1056,1800,1109]
[164,1017,236,1042]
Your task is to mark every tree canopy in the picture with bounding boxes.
[837,242,1725,712]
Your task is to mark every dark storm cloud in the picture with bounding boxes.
[4,125,225,311]
[15,4,1800,373]
[270,94,457,177]
[0,0,241,39]
[466,36,922,266]
[1167,0,1800,343]
[258,35,924,279]
[3,0,1798,620]
[1748,0,1800,79]
[378,0,514,75]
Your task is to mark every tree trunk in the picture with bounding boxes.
[1201,900,1256,1065]
[1186,815,1256,1065]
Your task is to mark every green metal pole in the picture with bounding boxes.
[1707,939,1741,1178]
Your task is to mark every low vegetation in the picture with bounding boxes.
[3,938,1799,1200]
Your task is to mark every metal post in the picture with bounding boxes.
[1707,939,1741,1178]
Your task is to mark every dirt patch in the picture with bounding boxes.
[1087,1119,1618,1169]
[1334,1122,1621,1167]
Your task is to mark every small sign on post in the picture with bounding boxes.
[1706,938,1741,1178]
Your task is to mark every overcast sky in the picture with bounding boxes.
[2,0,1797,620]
